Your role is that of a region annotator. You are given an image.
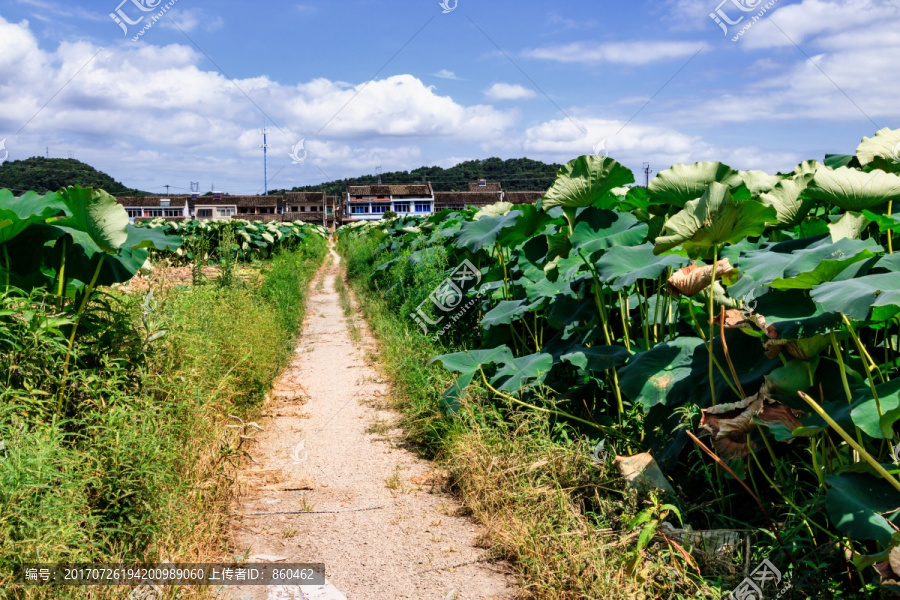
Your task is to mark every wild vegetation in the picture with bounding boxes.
[283,156,561,196]
[0,158,145,196]
[337,127,900,598]
[0,186,326,597]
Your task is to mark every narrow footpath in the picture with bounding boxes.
[221,245,516,600]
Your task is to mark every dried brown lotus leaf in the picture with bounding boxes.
[667,258,736,297]
[699,392,802,459]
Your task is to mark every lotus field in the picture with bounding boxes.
[337,127,900,594]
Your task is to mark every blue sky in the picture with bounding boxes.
[0,0,897,194]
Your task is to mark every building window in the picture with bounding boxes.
[160,198,171,207]
[351,205,368,214]
[394,202,410,213]
[414,202,431,213]
[217,207,236,218]
[197,209,213,219]
[163,209,182,217]
[126,208,142,219]
[371,203,390,214]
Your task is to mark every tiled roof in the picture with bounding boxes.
[347,184,432,197]
[504,191,544,204]
[434,191,502,206]
[468,181,502,192]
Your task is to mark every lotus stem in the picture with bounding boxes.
[687,301,740,398]
[841,314,883,416]
[2,244,9,292]
[811,436,827,489]
[618,291,631,352]
[798,391,900,494]
[709,247,718,406]
[719,305,746,398]
[888,200,893,255]
[686,431,797,565]
[478,368,623,439]
[57,254,106,416]
[56,238,67,308]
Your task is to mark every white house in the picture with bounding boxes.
[344,183,434,221]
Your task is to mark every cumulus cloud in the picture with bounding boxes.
[484,83,536,101]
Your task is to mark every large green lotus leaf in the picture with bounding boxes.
[455,211,520,252]
[861,210,900,233]
[727,236,877,297]
[812,272,900,321]
[829,212,870,242]
[570,209,648,258]
[825,473,900,545]
[440,371,474,415]
[431,346,514,375]
[541,156,635,214]
[850,378,900,440]
[518,275,574,301]
[751,289,842,339]
[593,243,689,290]
[648,161,743,208]
[653,182,778,258]
[805,167,900,211]
[561,346,630,374]
[764,358,817,398]
[759,176,815,227]
[824,154,860,169]
[740,170,782,198]
[481,299,542,330]
[55,186,129,253]
[122,223,182,251]
[473,202,513,220]
[618,337,706,411]
[491,352,554,393]
[856,127,900,175]
[769,238,879,290]
[0,190,67,244]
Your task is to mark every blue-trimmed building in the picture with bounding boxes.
[344,183,434,221]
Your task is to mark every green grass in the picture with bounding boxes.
[337,233,733,600]
[0,236,325,598]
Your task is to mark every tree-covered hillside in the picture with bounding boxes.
[278,157,561,197]
[0,157,145,195]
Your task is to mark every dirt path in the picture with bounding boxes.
[221,244,516,600]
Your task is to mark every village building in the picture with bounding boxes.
[344,183,435,221]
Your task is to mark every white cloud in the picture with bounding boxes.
[160,8,224,34]
[0,16,520,192]
[484,83,536,101]
[433,69,461,80]
[523,41,706,65]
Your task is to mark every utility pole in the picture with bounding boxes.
[164,184,170,195]
[376,166,382,185]
[642,162,652,187]
[259,127,270,196]
[46,147,49,158]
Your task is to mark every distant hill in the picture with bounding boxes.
[275,157,562,197]
[0,157,147,195]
